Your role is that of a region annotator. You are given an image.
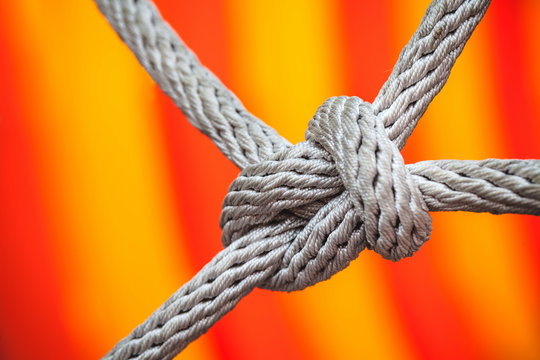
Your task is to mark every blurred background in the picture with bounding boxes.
[1,0,539,359]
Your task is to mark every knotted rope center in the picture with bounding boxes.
[221,96,432,292]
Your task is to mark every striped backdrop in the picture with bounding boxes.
[1,1,539,359]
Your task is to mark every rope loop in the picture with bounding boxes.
[307,97,432,260]
[221,96,432,292]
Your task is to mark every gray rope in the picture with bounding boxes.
[94,0,290,169]
[92,0,540,359]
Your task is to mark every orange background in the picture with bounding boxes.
[0,1,539,359]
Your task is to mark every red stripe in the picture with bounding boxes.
[0,11,77,360]
[386,250,480,360]
[340,1,479,358]
[488,0,540,294]
[339,0,394,102]
[153,1,307,358]
[488,0,540,159]
[153,0,236,274]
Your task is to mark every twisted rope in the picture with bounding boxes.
[92,0,540,359]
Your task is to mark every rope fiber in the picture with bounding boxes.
[92,0,540,358]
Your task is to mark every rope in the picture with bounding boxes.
[91,0,540,359]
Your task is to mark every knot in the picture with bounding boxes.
[220,96,431,292]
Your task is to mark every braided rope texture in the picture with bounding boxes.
[92,0,540,359]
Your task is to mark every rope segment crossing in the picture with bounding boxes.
[93,0,540,359]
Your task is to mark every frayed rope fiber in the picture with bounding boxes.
[92,0,540,359]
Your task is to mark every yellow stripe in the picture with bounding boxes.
[9,1,216,358]
[224,0,346,144]
[225,1,415,359]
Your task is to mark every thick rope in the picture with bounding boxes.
[94,0,289,169]
[92,0,540,359]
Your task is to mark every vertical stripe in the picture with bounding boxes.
[520,0,540,302]
[489,0,540,282]
[224,0,346,144]
[489,0,540,159]
[152,0,237,271]
[340,0,394,102]
[0,7,77,358]
[389,0,540,359]
[2,1,214,359]
[385,1,491,358]
[482,1,540,357]
[152,0,234,358]
[220,1,344,358]
[339,1,420,359]
[225,0,414,359]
